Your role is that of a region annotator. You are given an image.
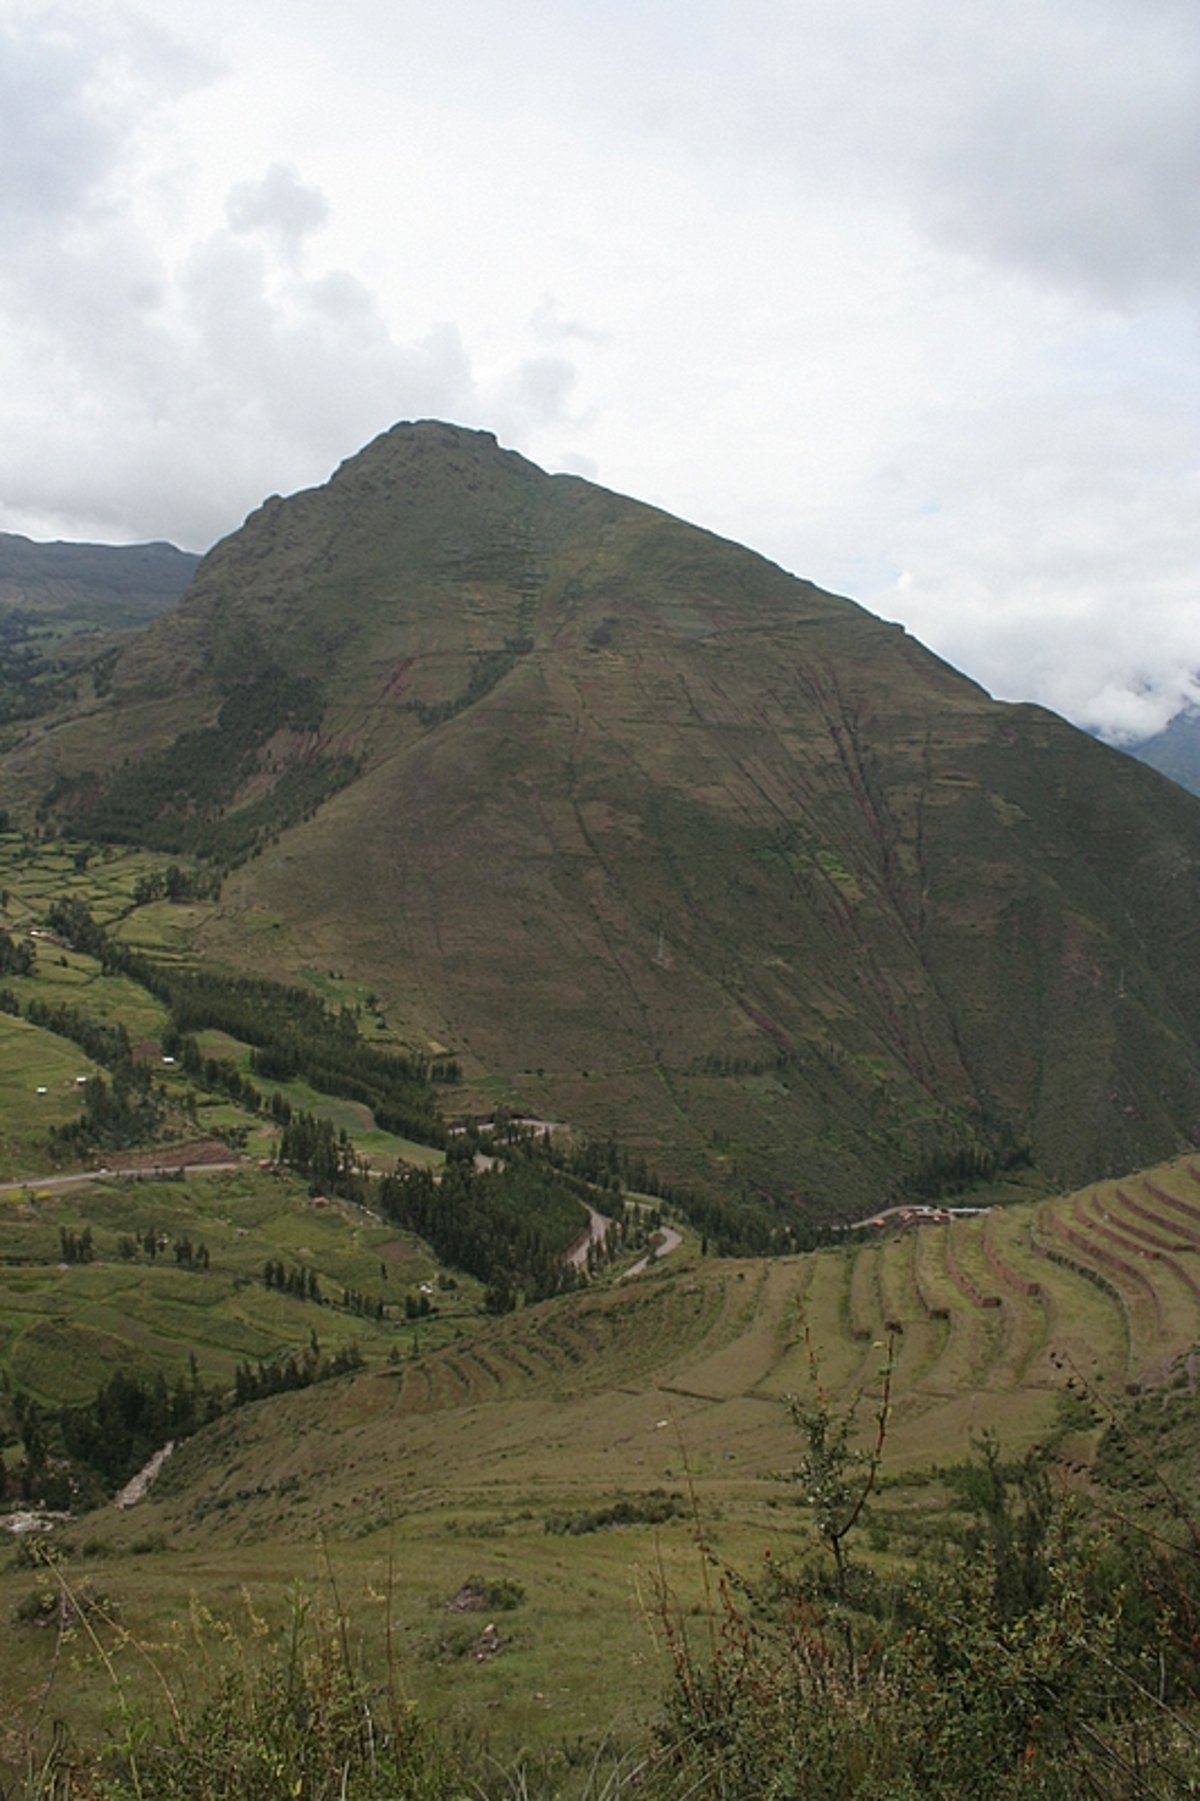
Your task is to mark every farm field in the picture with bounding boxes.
[0,1166,479,1404]
[4,1152,1200,1764]
[0,836,179,931]
[0,834,453,1183]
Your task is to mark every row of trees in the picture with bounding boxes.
[232,1340,363,1405]
[39,897,452,1152]
[45,896,454,1148]
[262,1260,322,1303]
[113,1226,208,1265]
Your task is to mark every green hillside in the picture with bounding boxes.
[5,1150,1200,1786]
[7,422,1200,1217]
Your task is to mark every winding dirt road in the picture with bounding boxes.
[566,1203,611,1268]
[620,1225,683,1279]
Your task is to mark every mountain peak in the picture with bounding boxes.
[10,426,1200,1214]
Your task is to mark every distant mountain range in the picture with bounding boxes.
[5,423,1200,1217]
[0,531,199,631]
[0,532,200,738]
[1124,707,1200,799]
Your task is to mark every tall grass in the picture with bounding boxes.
[8,1374,1200,1800]
[4,1553,461,1801]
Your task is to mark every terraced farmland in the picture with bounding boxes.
[100,1153,1200,1557]
[6,1153,1200,1765]
[338,1154,1200,1484]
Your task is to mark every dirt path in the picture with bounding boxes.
[0,1159,242,1196]
[621,1225,683,1279]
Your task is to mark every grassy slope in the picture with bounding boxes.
[5,1151,1200,1760]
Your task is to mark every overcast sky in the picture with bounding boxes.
[1,0,1197,741]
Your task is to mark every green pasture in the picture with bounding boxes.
[110,898,208,961]
[0,1013,100,1174]
[0,1167,481,1404]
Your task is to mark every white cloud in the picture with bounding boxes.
[226,161,328,261]
[0,0,1196,742]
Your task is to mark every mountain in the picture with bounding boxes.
[0,532,200,631]
[7,420,1200,1216]
[0,532,200,743]
[1126,705,1200,798]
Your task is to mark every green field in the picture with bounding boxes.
[0,1014,101,1172]
[0,1167,478,1403]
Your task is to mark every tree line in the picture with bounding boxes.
[45,666,361,867]
[43,896,452,1149]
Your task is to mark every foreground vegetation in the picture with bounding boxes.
[6,1376,1200,1799]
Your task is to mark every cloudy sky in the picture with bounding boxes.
[2,0,1197,741]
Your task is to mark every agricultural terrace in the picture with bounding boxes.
[6,1153,1200,1763]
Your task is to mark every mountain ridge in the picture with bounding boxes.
[0,530,199,628]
